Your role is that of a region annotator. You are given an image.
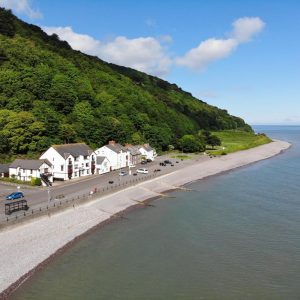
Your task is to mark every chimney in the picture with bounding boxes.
[108,140,116,145]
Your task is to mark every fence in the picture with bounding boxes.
[0,171,163,228]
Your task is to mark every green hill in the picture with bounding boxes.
[0,7,252,158]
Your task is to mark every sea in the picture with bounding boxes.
[11,126,300,300]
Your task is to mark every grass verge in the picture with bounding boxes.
[207,130,272,155]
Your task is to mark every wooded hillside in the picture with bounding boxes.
[0,8,252,159]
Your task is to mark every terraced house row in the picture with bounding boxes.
[0,141,157,186]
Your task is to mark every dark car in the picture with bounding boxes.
[141,160,147,164]
[159,162,166,166]
[146,159,152,163]
[164,160,172,164]
[6,192,24,200]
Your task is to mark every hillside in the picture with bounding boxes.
[0,7,252,158]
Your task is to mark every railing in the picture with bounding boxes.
[0,171,162,228]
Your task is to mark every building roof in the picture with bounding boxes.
[105,143,128,154]
[139,144,153,152]
[0,163,10,173]
[125,145,141,156]
[53,143,94,159]
[9,159,52,170]
[96,156,108,165]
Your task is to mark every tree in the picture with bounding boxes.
[178,135,205,153]
[46,74,78,114]
[58,124,77,144]
[207,135,221,149]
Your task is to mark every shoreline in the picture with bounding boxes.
[0,140,291,299]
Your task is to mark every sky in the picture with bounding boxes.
[1,0,299,125]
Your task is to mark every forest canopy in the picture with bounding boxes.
[0,7,252,158]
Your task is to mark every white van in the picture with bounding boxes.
[137,168,148,174]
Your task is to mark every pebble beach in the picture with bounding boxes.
[0,140,291,299]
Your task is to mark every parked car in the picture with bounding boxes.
[6,192,24,200]
[119,171,128,176]
[137,168,149,174]
[146,159,153,163]
[164,160,172,164]
[159,162,166,166]
[141,160,147,165]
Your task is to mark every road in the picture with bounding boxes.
[0,154,210,220]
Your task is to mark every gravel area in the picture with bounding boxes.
[0,140,291,297]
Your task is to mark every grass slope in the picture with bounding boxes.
[208,131,272,155]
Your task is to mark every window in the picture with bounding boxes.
[87,170,89,174]
[30,169,33,174]
[61,165,64,171]
[84,156,88,160]
[86,163,89,167]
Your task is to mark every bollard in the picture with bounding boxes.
[6,217,8,222]
[24,212,26,216]
[32,210,33,214]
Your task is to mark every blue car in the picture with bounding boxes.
[6,192,24,200]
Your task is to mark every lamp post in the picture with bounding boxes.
[47,188,51,203]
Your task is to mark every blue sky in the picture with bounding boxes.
[1,0,299,125]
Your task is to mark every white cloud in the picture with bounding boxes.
[176,17,265,71]
[43,26,172,77]
[232,17,265,43]
[176,38,238,70]
[42,16,264,76]
[99,36,171,76]
[0,0,42,19]
[43,26,101,55]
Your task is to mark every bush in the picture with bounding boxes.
[30,177,42,186]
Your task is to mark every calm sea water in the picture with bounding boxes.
[11,126,300,300]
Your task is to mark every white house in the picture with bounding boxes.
[9,159,53,186]
[138,144,157,161]
[40,143,96,181]
[95,141,129,170]
[95,156,111,174]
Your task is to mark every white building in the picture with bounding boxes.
[95,141,129,170]
[9,159,53,186]
[138,144,157,161]
[95,156,111,174]
[40,143,96,181]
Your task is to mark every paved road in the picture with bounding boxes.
[0,154,210,219]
